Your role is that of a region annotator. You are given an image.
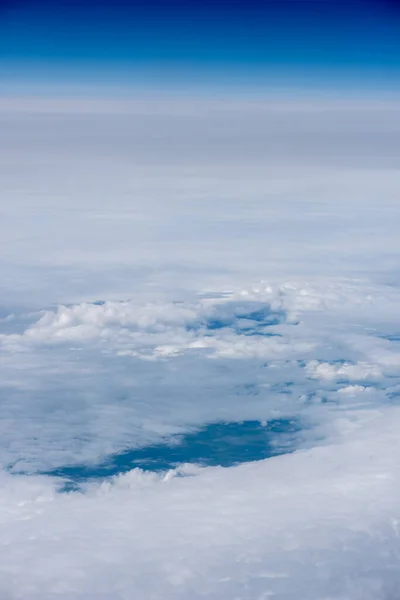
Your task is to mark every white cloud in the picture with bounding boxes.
[1,91,400,598]
[306,360,381,381]
[1,409,400,599]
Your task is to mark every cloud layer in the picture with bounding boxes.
[1,93,400,598]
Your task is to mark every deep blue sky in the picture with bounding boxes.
[1,0,400,89]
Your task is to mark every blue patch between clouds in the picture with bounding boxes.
[43,418,302,489]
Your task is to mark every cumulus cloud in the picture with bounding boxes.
[306,360,382,381]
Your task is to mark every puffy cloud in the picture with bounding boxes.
[306,360,381,381]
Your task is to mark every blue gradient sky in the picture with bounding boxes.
[1,0,400,90]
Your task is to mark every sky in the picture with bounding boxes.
[1,0,400,90]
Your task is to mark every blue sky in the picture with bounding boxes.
[1,0,400,90]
